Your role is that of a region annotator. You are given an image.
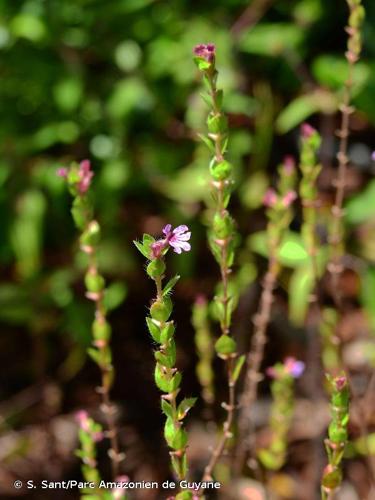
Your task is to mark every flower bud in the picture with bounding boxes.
[210,160,233,181]
[215,334,237,355]
[85,270,105,293]
[92,319,111,341]
[150,297,173,322]
[147,259,166,279]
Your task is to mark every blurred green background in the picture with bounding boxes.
[1,0,375,497]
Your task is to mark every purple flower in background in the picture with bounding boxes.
[371,151,375,161]
[284,357,305,378]
[151,224,191,258]
[56,159,94,194]
[193,43,216,62]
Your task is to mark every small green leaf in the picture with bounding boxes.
[197,133,215,153]
[161,399,174,419]
[146,317,161,343]
[215,335,237,355]
[232,355,246,383]
[288,265,314,326]
[133,240,148,258]
[163,275,180,296]
[177,397,197,420]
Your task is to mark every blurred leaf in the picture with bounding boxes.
[107,78,154,120]
[276,90,337,133]
[312,56,370,95]
[239,171,268,209]
[360,267,375,331]
[345,179,375,224]
[249,231,309,268]
[10,190,46,279]
[289,265,314,326]
[10,14,46,42]
[238,24,304,56]
[53,77,83,113]
[0,284,33,324]
[103,281,128,312]
[293,0,323,25]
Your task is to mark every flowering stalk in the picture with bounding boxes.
[134,225,196,492]
[258,358,305,470]
[235,159,297,473]
[299,124,322,283]
[328,0,364,304]
[321,374,350,500]
[58,161,122,479]
[75,410,104,498]
[194,43,245,481]
[192,295,215,407]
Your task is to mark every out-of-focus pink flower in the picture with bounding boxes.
[151,224,191,258]
[76,410,90,432]
[263,188,278,208]
[56,160,94,194]
[75,409,103,442]
[57,167,68,178]
[284,357,305,378]
[371,151,375,161]
[282,190,297,207]
[283,156,295,176]
[77,159,94,194]
[193,43,216,62]
[301,123,316,139]
[334,375,347,391]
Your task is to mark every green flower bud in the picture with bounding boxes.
[213,212,233,239]
[85,271,105,293]
[147,259,166,279]
[92,319,111,341]
[215,334,237,355]
[328,424,347,444]
[164,418,188,450]
[150,297,172,322]
[210,160,232,181]
[160,322,175,343]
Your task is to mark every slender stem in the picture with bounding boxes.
[234,258,278,474]
[87,247,121,480]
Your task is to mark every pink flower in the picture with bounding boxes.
[263,188,278,208]
[57,167,68,178]
[284,357,305,378]
[77,159,94,194]
[151,224,191,258]
[334,375,347,391]
[283,156,295,176]
[282,190,297,207]
[75,410,90,432]
[301,123,316,139]
[371,151,375,161]
[56,159,94,194]
[193,43,216,62]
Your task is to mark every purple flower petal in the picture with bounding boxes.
[163,224,172,236]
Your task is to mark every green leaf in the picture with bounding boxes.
[232,355,246,383]
[103,281,127,311]
[288,265,314,326]
[133,240,149,258]
[163,275,180,296]
[238,23,304,56]
[146,317,161,343]
[161,399,174,419]
[345,179,375,225]
[312,55,370,94]
[248,231,309,268]
[177,397,197,420]
[197,133,215,153]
